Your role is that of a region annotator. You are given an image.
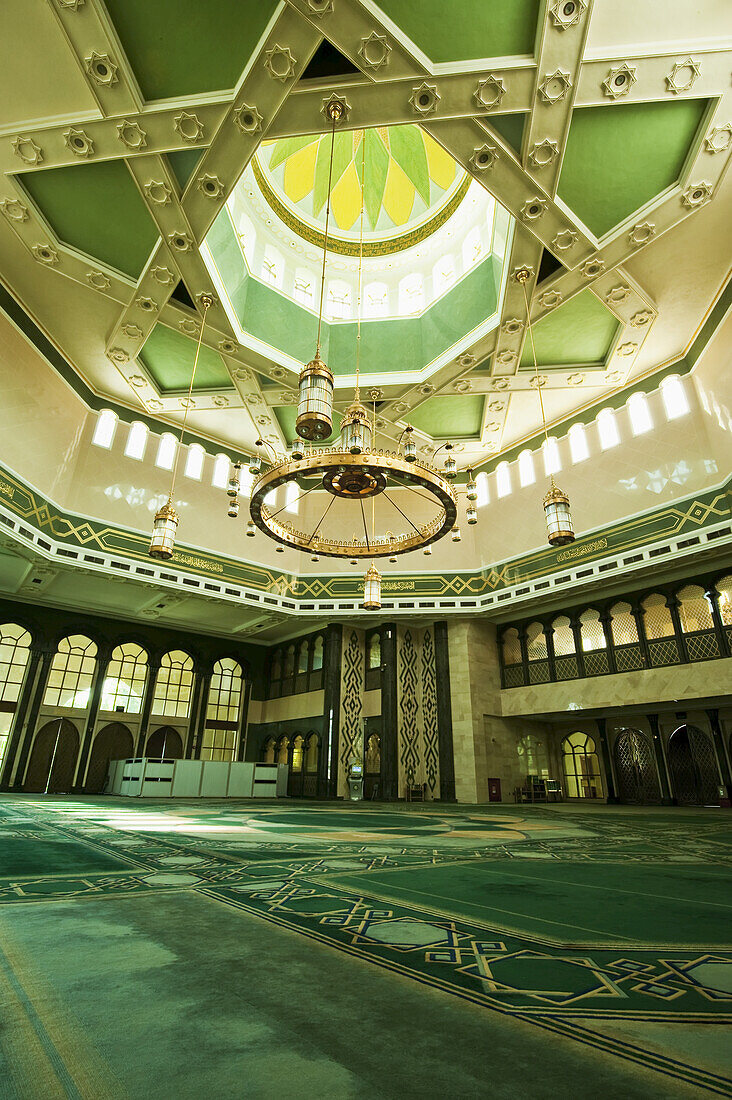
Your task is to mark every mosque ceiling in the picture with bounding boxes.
[0,0,730,469]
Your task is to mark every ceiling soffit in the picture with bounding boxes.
[0,0,728,463]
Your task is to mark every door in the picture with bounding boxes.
[24,719,80,793]
[614,729,661,804]
[668,725,720,805]
[85,722,134,793]
[487,777,502,802]
[146,726,183,759]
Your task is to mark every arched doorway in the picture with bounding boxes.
[287,733,305,797]
[667,725,720,805]
[561,732,603,799]
[146,726,183,759]
[613,729,661,804]
[24,719,80,793]
[365,731,381,800]
[262,737,275,763]
[85,722,134,793]
[303,733,319,798]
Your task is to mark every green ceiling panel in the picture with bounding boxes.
[167,149,204,191]
[20,161,158,279]
[103,0,280,100]
[274,407,342,446]
[375,0,541,62]
[519,290,619,368]
[490,113,527,157]
[139,325,233,392]
[559,99,709,238]
[410,395,485,439]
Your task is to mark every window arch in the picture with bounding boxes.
[597,407,620,450]
[305,732,319,773]
[641,593,674,639]
[496,461,511,498]
[212,453,230,489]
[327,280,351,320]
[476,471,489,507]
[568,422,589,463]
[517,734,549,777]
[202,657,243,761]
[0,624,31,767]
[184,442,205,480]
[297,643,309,675]
[270,650,281,681]
[92,409,117,448]
[102,643,148,713]
[276,735,290,765]
[293,269,313,308]
[551,616,575,656]
[579,609,606,651]
[283,644,295,679]
[262,737,276,764]
[156,432,177,470]
[364,281,388,318]
[542,436,561,475]
[44,635,98,709]
[501,628,521,665]
[367,633,381,669]
[661,374,689,420]
[562,732,603,798]
[518,449,535,487]
[525,622,547,660]
[716,575,732,626]
[610,602,639,646]
[262,246,283,286]
[462,226,483,269]
[152,650,194,718]
[398,273,424,315]
[676,585,714,633]
[291,733,304,772]
[627,392,653,436]
[124,420,148,460]
[311,636,324,672]
[433,256,456,295]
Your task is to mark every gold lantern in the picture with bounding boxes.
[466,468,477,501]
[451,525,462,542]
[149,499,179,560]
[149,295,212,559]
[400,424,417,462]
[363,561,382,610]
[543,479,575,546]
[341,399,372,454]
[226,461,241,497]
[246,520,256,537]
[466,503,477,525]
[227,499,240,519]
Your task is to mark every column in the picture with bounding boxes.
[667,594,689,663]
[631,601,651,667]
[191,667,212,760]
[9,646,55,790]
[380,621,398,802]
[135,657,160,756]
[434,621,456,802]
[706,587,730,658]
[74,645,112,790]
[236,678,252,762]
[0,644,45,789]
[322,624,342,799]
[706,708,731,799]
[595,718,617,802]
[570,617,586,678]
[544,624,557,682]
[647,712,673,804]
[599,610,617,674]
[517,626,529,686]
[185,666,208,758]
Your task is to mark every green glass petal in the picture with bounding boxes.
[357,130,390,229]
[313,132,352,216]
[389,126,430,206]
[268,135,317,171]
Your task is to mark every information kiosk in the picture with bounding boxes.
[347,760,364,802]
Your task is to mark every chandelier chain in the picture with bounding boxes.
[168,296,211,500]
[316,113,338,356]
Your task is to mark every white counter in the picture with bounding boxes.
[106,758,287,798]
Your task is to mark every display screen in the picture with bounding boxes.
[349,765,363,776]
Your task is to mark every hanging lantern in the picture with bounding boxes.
[362,562,382,610]
[402,426,416,463]
[227,499,240,519]
[341,400,372,454]
[249,454,261,478]
[226,461,241,498]
[246,520,256,537]
[543,482,575,546]
[296,354,335,441]
[466,470,477,501]
[290,439,305,461]
[442,443,457,480]
[466,504,477,525]
[451,525,462,543]
[149,499,179,559]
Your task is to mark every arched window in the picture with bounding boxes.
[262,246,283,286]
[568,422,589,463]
[211,453,230,489]
[0,624,31,766]
[102,643,148,713]
[291,734,304,772]
[501,628,521,665]
[525,622,547,660]
[518,449,535,487]
[92,408,117,449]
[398,274,424,315]
[311,636,323,671]
[433,256,456,295]
[627,392,653,436]
[271,650,281,681]
[124,420,148,460]
[542,436,561,475]
[327,280,351,320]
[661,374,689,420]
[305,733,319,773]
[496,461,511,498]
[367,633,381,669]
[676,585,714,633]
[597,408,620,450]
[202,657,243,761]
[156,432,177,470]
[364,282,388,318]
[579,609,606,651]
[517,734,549,777]
[297,644,309,674]
[642,593,674,639]
[44,635,97,709]
[293,270,313,308]
[276,736,289,765]
[610,602,639,646]
[284,644,295,679]
[476,471,490,507]
[462,226,483,269]
[184,442,205,480]
[152,650,194,718]
[562,732,603,798]
[235,211,256,260]
[365,732,381,772]
[262,737,275,764]
[716,575,732,626]
[551,616,575,656]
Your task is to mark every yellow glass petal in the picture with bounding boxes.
[282,142,319,203]
[382,160,415,226]
[329,162,363,231]
[424,132,456,191]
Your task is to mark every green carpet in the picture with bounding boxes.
[0,796,729,1099]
